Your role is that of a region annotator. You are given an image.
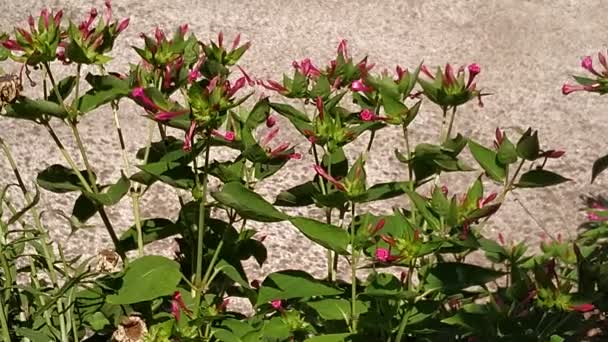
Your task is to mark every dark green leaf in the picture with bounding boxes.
[71,193,98,226]
[136,161,194,189]
[48,76,77,104]
[288,217,350,254]
[425,262,503,294]
[516,128,540,161]
[497,134,518,165]
[4,97,69,120]
[403,187,440,230]
[516,169,570,188]
[355,181,410,203]
[117,218,182,252]
[305,334,352,342]
[245,98,270,129]
[107,256,181,304]
[468,140,506,182]
[83,173,130,206]
[215,259,250,288]
[76,74,130,113]
[37,164,93,193]
[211,182,288,222]
[256,270,342,305]
[274,181,317,207]
[592,153,608,183]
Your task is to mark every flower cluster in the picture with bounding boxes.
[562,53,608,95]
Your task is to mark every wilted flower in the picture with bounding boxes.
[112,315,148,342]
[95,249,121,273]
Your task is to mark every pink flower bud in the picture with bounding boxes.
[179,23,189,36]
[443,63,456,86]
[53,10,63,27]
[375,248,390,262]
[104,0,113,23]
[395,65,407,81]
[380,234,396,246]
[498,233,505,245]
[599,52,608,71]
[562,83,583,95]
[570,303,595,313]
[131,87,159,112]
[2,39,24,51]
[183,122,196,152]
[28,15,36,32]
[266,115,276,128]
[16,28,33,44]
[440,185,449,196]
[224,131,236,141]
[154,110,188,121]
[420,64,435,79]
[370,219,385,234]
[337,39,348,59]
[359,109,374,121]
[188,70,201,84]
[40,9,50,28]
[237,66,255,86]
[313,165,345,191]
[116,18,129,33]
[581,56,602,77]
[351,79,373,92]
[467,63,480,89]
[231,33,241,51]
[218,31,224,47]
[227,77,247,98]
[154,27,165,43]
[541,150,565,158]
[315,96,324,119]
[271,299,282,310]
[258,80,287,93]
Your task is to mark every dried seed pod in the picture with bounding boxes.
[0,74,22,108]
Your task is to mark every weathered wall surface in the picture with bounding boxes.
[1,0,607,279]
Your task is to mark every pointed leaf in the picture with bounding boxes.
[425,262,503,294]
[288,217,350,254]
[117,218,183,252]
[516,169,571,188]
[274,181,317,207]
[468,140,506,182]
[256,270,343,305]
[592,153,608,183]
[37,164,93,193]
[83,173,130,206]
[212,182,288,222]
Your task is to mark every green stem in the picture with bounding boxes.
[350,202,358,332]
[72,64,81,109]
[132,194,144,257]
[439,106,448,142]
[0,136,67,341]
[201,239,224,292]
[366,130,376,152]
[401,124,416,222]
[444,106,457,143]
[499,158,525,203]
[69,121,98,192]
[395,307,411,341]
[0,293,11,342]
[193,136,211,316]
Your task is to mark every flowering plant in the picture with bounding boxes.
[0,2,604,341]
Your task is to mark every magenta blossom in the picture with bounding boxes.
[570,303,595,313]
[477,192,497,209]
[351,78,373,92]
[2,40,24,51]
[170,291,192,320]
[154,109,188,121]
[131,87,159,112]
[271,299,283,310]
[257,79,288,94]
[337,39,348,59]
[183,122,196,152]
[266,115,276,128]
[360,109,374,121]
[313,165,345,191]
[375,248,390,262]
[212,130,236,142]
[292,58,321,78]
[581,56,602,77]
[466,63,481,89]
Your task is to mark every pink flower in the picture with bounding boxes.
[420,64,435,79]
[266,116,276,128]
[315,97,324,120]
[257,80,287,93]
[131,87,159,112]
[231,33,241,51]
[238,66,255,86]
[313,165,345,191]
[170,291,192,320]
[188,70,201,84]
[226,77,247,98]
[581,56,601,77]
[570,303,595,313]
[467,63,480,89]
[369,219,385,234]
[183,121,196,151]
[28,15,36,32]
[357,57,375,78]
[154,109,188,121]
[2,40,23,51]
[179,23,189,36]
[53,9,63,26]
[116,18,130,33]
[293,58,321,78]
[540,150,565,158]
[104,0,113,22]
[337,39,348,59]
[351,79,373,92]
[206,76,219,93]
[395,65,407,81]
[212,130,236,142]
[477,192,497,209]
[154,27,165,44]
[271,299,282,310]
[261,127,280,146]
[40,9,50,28]
[360,109,374,121]
[562,83,600,95]
[375,248,390,262]
[440,185,449,196]
[443,63,456,86]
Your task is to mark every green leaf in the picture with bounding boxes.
[592,153,608,183]
[468,140,506,182]
[269,102,313,136]
[117,218,182,252]
[136,161,194,189]
[71,193,98,226]
[48,76,77,104]
[211,182,288,222]
[37,164,92,193]
[516,169,570,188]
[257,270,342,305]
[76,74,130,113]
[288,217,350,254]
[403,187,440,230]
[15,327,52,342]
[356,181,410,203]
[425,262,503,294]
[305,334,352,342]
[107,256,181,304]
[307,299,368,320]
[4,97,69,121]
[245,98,270,129]
[83,173,130,206]
[215,259,250,288]
[516,128,540,161]
[274,181,317,207]
[496,134,518,165]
